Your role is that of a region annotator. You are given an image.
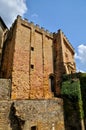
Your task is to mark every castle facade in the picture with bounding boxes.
[0,16,76,130]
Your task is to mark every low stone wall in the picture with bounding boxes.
[0,98,64,130]
[0,79,11,100]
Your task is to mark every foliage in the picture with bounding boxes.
[79,73,86,118]
[61,79,80,97]
[61,73,85,119]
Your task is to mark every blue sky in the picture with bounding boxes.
[25,0,86,72]
[0,0,86,72]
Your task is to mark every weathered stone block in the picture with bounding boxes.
[0,79,11,100]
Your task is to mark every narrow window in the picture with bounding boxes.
[31,64,34,69]
[49,74,55,93]
[65,52,69,62]
[31,126,37,130]
[31,47,34,51]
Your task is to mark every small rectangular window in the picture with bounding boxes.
[31,47,34,51]
[31,64,34,69]
[31,126,37,130]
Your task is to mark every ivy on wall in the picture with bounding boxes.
[61,80,80,97]
[61,73,85,119]
[79,73,86,119]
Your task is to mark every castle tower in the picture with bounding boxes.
[53,30,76,95]
[0,16,76,99]
[0,16,54,99]
[0,16,77,130]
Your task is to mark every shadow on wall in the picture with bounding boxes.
[9,102,25,130]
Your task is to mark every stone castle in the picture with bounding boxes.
[0,16,77,130]
[0,15,76,99]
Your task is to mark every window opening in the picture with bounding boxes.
[31,47,34,51]
[49,74,55,93]
[31,64,34,69]
[31,126,37,130]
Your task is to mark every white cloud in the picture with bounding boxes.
[75,44,86,63]
[75,44,86,72]
[31,13,38,18]
[0,0,27,27]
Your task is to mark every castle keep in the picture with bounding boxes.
[0,16,76,130]
[0,16,76,99]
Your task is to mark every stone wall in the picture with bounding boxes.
[0,16,76,99]
[0,18,8,66]
[53,30,76,96]
[0,26,3,49]
[12,17,54,99]
[0,22,17,79]
[53,31,65,95]
[0,99,64,130]
[0,79,11,100]
[0,16,54,99]
[61,31,76,74]
[0,16,78,130]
